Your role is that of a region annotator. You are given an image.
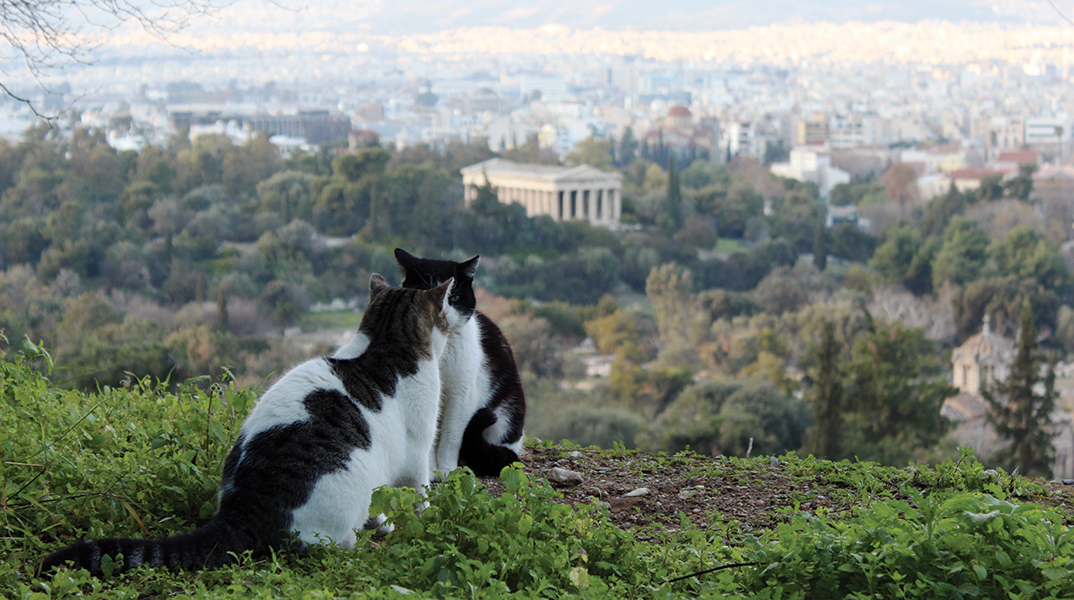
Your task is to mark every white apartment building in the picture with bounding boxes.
[461,158,622,227]
[721,121,771,160]
[829,116,885,150]
[1024,116,1072,163]
[769,145,851,199]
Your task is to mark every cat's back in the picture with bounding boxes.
[241,357,344,438]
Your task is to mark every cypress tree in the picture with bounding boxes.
[803,320,844,460]
[667,154,682,230]
[216,287,229,332]
[813,218,828,271]
[982,300,1057,478]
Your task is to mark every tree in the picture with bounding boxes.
[1,0,218,114]
[982,301,1057,478]
[844,321,956,465]
[617,127,638,167]
[564,136,614,171]
[812,219,828,271]
[802,320,843,460]
[919,181,967,237]
[1003,163,1036,200]
[661,154,683,234]
[931,216,989,289]
[869,224,937,296]
[990,225,1071,290]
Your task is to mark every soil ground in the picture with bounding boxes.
[475,445,1074,540]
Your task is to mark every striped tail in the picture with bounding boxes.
[458,407,522,477]
[41,519,255,577]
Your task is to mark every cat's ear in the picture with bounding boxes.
[429,277,454,309]
[369,273,390,299]
[394,248,418,269]
[460,255,480,279]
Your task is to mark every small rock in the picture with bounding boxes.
[547,467,584,486]
[678,489,698,500]
[569,451,583,458]
[636,535,652,541]
[1063,479,1074,485]
[599,501,611,510]
[623,487,650,497]
[769,456,780,466]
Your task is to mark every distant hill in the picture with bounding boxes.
[199,0,1039,35]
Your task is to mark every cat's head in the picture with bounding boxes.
[394,248,479,320]
[366,273,461,358]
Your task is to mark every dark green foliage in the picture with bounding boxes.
[642,380,808,457]
[802,320,843,460]
[977,173,1005,201]
[919,181,968,238]
[492,248,620,305]
[1003,163,1036,200]
[952,275,1060,341]
[843,321,956,465]
[931,216,989,289]
[868,224,938,296]
[982,302,1058,479]
[812,220,827,271]
[828,182,885,207]
[826,222,876,263]
[699,239,798,291]
[990,225,1070,291]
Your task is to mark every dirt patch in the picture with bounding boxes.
[477,446,844,539]
[474,446,1074,540]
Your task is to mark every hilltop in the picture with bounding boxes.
[3,354,1074,598]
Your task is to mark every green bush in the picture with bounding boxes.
[740,492,1074,599]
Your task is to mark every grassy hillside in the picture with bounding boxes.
[2,352,1074,599]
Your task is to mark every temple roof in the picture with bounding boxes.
[461,158,622,182]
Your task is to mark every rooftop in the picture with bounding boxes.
[460,158,622,182]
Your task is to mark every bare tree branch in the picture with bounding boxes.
[1046,0,1074,26]
[0,0,224,116]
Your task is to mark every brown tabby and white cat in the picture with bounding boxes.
[42,274,460,576]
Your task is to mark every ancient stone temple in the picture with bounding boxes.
[460,159,623,228]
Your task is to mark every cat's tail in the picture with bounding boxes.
[459,407,522,477]
[40,518,259,577]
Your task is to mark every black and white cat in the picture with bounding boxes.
[42,274,460,576]
[395,248,525,477]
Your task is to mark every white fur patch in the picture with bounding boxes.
[433,316,488,474]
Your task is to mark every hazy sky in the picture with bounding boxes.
[205,0,1066,34]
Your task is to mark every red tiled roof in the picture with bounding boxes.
[996,150,1039,164]
[948,168,1003,180]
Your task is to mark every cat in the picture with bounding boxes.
[41,274,459,576]
[394,248,525,478]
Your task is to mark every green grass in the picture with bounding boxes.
[3,351,1074,599]
[300,309,364,331]
[714,238,745,255]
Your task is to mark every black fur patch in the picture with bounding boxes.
[329,286,434,410]
[395,248,478,319]
[475,312,526,446]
